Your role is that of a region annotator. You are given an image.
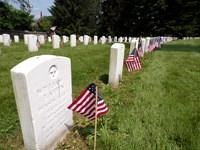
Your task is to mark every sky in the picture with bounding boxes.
[29,0,54,18]
[10,0,54,18]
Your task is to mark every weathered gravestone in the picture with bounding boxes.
[14,35,19,43]
[70,34,76,47]
[108,43,125,88]
[3,34,11,46]
[11,55,73,150]
[28,34,38,52]
[83,35,89,45]
[93,35,98,45]
[52,35,61,49]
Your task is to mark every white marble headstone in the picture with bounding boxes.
[24,34,29,45]
[52,35,61,49]
[108,43,125,88]
[28,34,38,52]
[14,35,19,43]
[3,34,11,46]
[145,37,150,52]
[108,36,112,43]
[83,35,89,45]
[38,35,45,45]
[135,39,139,50]
[141,38,146,57]
[62,36,68,43]
[11,55,73,150]
[124,37,127,43]
[118,37,123,43]
[128,37,132,43]
[114,36,118,42]
[129,39,137,54]
[70,34,76,47]
[48,36,52,42]
[93,35,98,45]
[101,36,106,44]
[79,36,83,42]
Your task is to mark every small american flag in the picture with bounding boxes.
[67,83,108,120]
[125,49,142,72]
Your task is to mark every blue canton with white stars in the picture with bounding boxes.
[87,83,103,101]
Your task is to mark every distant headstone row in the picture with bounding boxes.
[0,33,179,53]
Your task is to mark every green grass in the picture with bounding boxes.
[0,40,200,150]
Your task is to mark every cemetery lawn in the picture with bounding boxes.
[0,40,200,150]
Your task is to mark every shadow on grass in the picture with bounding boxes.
[99,74,108,84]
[159,44,200,53]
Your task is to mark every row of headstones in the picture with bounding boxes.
[109,37,174,87]
[0,33,173,53]
[10,36,173,150]
[129,36,173,57]
[183,37,200,40]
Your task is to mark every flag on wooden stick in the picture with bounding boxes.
[67,83,108,120]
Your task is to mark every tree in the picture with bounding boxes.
[0,1,33,30]
[99,0,200,36]
[49,0,200,36]
[49,0,100,35]
[37,16,53,32]
[11,0,32,12]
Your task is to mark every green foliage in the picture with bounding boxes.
[0,1,33,30]
[48,0,200,36]
[99,0,200,36]
[0,40,200,149]
[49,0,100,35]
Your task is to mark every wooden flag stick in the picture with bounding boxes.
[94,86,98,150]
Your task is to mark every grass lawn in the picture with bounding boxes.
[0,40,199,150]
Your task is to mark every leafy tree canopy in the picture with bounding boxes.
[49,0,100,35]
[0,1,33,30]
